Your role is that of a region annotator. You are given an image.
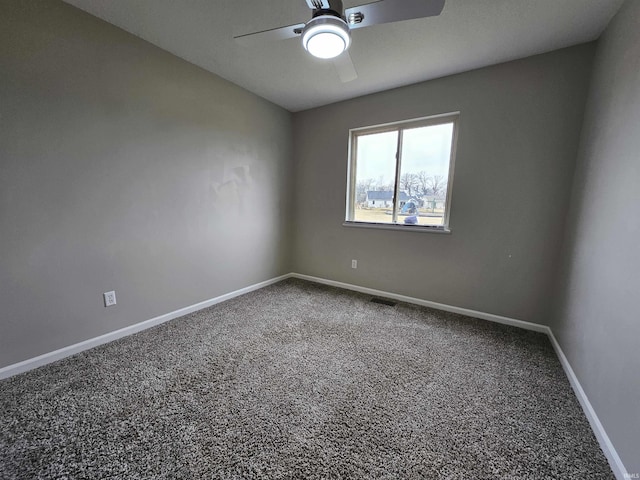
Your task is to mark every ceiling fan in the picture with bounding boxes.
[234,0,445,83]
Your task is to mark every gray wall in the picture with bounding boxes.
[0,1,293,368]
[551,0,640,474]
[291,44,594,325]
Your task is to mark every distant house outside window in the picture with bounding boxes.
[345,112,459,231]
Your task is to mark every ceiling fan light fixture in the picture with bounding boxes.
[302,15,351,59]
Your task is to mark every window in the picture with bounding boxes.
[345,113,459,232]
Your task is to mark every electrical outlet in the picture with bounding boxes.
[351,259,357,269]
[103,291,117,307]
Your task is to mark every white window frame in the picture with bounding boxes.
[344,112,459,233]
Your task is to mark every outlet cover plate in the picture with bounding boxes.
[103,291,117,307]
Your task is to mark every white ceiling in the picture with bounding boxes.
[63,0,623,112]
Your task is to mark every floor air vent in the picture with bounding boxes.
[370,297,397,307]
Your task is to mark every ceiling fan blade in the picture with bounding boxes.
[333,50,358,83]
[345,0,445,30]
[234,23,305,46]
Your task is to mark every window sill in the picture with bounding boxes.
[342,221,451,234]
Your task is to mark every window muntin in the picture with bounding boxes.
[346,113,458,230]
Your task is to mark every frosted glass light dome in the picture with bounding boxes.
[302,15,351,59]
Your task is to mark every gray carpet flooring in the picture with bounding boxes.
[0,279,614,479]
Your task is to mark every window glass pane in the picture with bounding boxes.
[397,123,454,227]
[352,130,398,224]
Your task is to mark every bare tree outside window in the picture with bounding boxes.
[400,173,419,198]
[427,174,447,197]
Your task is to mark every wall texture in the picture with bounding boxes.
[0,1,293,367]
[551,0,640,474]
[292,44,594,326]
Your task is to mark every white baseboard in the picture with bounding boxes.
[545,329,629,480]
[290,273,548,333]
[1,271,628,478]
[0,274,292,380]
